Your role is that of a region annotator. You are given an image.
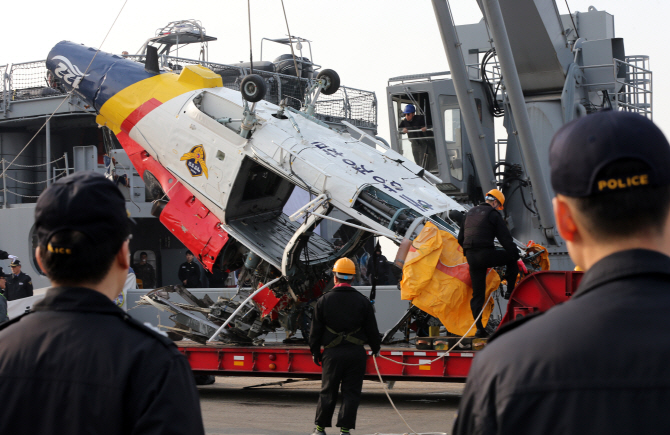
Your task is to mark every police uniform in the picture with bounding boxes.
[309,284,381,430]
[6,270,33,301]
[453,111,670,434]
[0,286,205,434]
[178,261,200,288]
[134,262,156,289]
[457,203,518,332]
[2,171,205,434]
[453,249,670,434]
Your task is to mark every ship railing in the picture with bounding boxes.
[1,56,377,130]
[580,56,652,119]
[125,54,377,130]
[0,153,70,207]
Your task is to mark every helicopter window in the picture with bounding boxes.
[193,91,243,133]
[392,93,438,173]
[444,108,463,181]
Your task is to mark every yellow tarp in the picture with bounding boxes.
[400,222,500,337]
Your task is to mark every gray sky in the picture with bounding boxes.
[3,0,667,140]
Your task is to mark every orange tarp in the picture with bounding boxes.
[400,222,500,337]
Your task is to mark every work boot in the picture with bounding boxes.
[474,328,490,339]
[311,427,326,435]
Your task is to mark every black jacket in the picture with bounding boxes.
[178,261,200,287]
[309,284,381,355]
[134,262,156,289]
[6,271,33,301]
[399,115,429,140]
[453,249,670,435]
[458,203,518,258]
[0,286,205,435]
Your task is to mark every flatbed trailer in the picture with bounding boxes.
[177,271,583,382]
[177,342,473,382]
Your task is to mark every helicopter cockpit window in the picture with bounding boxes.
[392,93,438,173]
[444,108,463,181]
[193,91,243,134]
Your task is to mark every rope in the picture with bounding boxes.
[378,292,494,367]
[372,355,418,435]
[0,0,129,179]
[365,292,496,435]
[3,189,40,199]
[4,155,65,168]
[4,173,64,184]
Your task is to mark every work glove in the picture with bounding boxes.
[312,352,322,367]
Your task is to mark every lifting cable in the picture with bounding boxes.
[279,0,303,99]
[0,0,129,180]
[247,0,254,74]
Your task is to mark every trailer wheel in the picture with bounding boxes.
[240,74,267,103]
[317,69,340,95]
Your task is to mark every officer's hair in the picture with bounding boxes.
[572,160,670,239]
[39,230,125,285]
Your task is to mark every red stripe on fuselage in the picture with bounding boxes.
[120,98,163,134]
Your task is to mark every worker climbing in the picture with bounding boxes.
[458,189,519,338]
[309,258,381,435]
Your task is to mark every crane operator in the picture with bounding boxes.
[458,189,519,338]
[399,104,437,171]
[309,258,381,435]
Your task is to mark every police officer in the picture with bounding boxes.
[178,250,201,288]
[457,188,519,337]
[309,258,381,435]
[6,259,33,301]
[0,269,8,323]
[134,251,156,289]
[453,111,670,434]
[0,172,204,435]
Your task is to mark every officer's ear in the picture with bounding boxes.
[35,246,46,275]
[116,240,131,271]
[553,195,579,242]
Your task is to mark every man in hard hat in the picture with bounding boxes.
[0,172,204,434]
[457,188,519,338]
[399,104,437,171]
[453,111,670,434]
[309,258,381,435]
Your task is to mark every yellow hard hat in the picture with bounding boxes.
[333,257,356,277]
[485,189,505,210]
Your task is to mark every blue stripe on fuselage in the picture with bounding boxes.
[46,41,160,112]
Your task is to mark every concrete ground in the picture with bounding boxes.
[198,376,464,435]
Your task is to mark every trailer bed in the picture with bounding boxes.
[177,341,473,382]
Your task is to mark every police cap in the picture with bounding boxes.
[550,111,670,197]
[34,171,133,249]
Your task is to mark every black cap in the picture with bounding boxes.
[9,260,20,267]
[34,171,132,249]
[550,111,670,197]
[0,267,6,278]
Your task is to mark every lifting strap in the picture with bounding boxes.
[324,326,365,348]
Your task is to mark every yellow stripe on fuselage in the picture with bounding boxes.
[96,64,223,133]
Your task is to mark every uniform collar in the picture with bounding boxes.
[333,283,355,291]
[32,286,125,315]
[574,249,670,298]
